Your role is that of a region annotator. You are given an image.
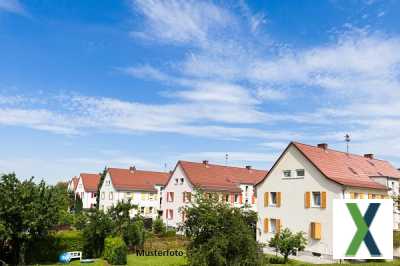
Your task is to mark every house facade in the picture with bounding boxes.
[75,173,100,209]
[162,160,267,228]
[67,176,78,193]
[99,167,169,219]
[256,142,400,260]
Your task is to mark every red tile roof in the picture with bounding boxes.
[108,167,170,192]
[259,142,399,190]
[80,173,100,192]
[178,161,268,192]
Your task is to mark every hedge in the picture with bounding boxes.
[25,230,84,264]
[394,230,400,248]
[103,236,127,265]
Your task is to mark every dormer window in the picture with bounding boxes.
[174,178,178,185]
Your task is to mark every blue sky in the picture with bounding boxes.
[1,0,400,183]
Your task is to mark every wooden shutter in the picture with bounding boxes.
[360,193,365,199]
[276,192,281,207]
[305,192,311,208]
[171,192,174,202]
[264,192,269,207]
[171,209,174,219]
[311,222,322,240]
[264,218,269,233]
[350,192,355,199]
[183,192,186,203]
[188,192,192,202]
[321,192,327,209]
[251,195,255,204]
[276,219,281,233]
[239,194,243,204]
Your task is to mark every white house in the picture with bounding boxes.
[256,142,400,260]
[67,176,78,193]
[162,160,268,228]
[75,173,100,209]
[99,166,169,219]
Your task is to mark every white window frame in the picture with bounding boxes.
[312,191,321,207]
[270,192,277,206]
[270,219,278,233]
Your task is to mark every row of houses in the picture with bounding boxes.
[67,141,400,260]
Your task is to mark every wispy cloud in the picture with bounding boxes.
[0,0,26,15]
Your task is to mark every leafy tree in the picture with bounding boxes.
[182,192,263,266]
[74,194,83,213]
[108,201,144,248]
[82,209,113,258]
[268,228,307,263]
[152,217,166,235]
[0,173,65,265]
[96,167,107,209]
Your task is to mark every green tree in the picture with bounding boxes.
[82,209,113,258]
[182,192,263,266]
[108,201,144,248]
[0,173,65,265]
[96,167,107,209]
[268,228,307,263]
[152,217,166,235]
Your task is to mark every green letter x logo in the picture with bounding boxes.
[345,203,381,257]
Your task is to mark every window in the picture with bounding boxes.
[174,178,178,185]
[270,219,279,233]
[109,192,113,200]
[234,194,239,203]
[311,222,322,240]
[149,207,153,214]
[167,192,174,202]
[149,193,154,201]
[312,192,321,207]
[101,192,105,199]
[166,209,174,220]
[183,192,191,203]
[270,192,277,205]
[245,185,248,191]
[180,178,184,184]
[283,170,291,177]
[106,180,111,185]
[140,207,145,214]
[296,169,305,177]
[225,194,229,202]
[245,199,249,204]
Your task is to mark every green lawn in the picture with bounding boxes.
[45,253,186,266]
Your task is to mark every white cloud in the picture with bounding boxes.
[0,0,26,15]
[119,65,170,81]
[131,0,232,46]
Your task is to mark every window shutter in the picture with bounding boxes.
[360,193,365,199]
[230,193,234,204]
[239,194,243,204]
[350,192,355,199]
[264,192,269,207]
[277,192,281,207]
[264,218,269,233]
[321,192,327,209]
[183,192,186,203]
[188,192,192,202]
[305,192,311,208]
[368,193,373,199]
[311,222,321,240]
[171,192,174,202]
[252,195,255,204]
[276,219,281,233]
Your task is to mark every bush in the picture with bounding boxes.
[163,229,176,237]
[55,230,84,251]
[394,230,400,248]
[103,236,127,265]
[153,218,166,235]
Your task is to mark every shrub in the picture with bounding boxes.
[394,230,400,248]
[268,228,307,264]
[55,230,84,251]
[103,236,127,265]
[163,229,176,237]
[152,218,166,235]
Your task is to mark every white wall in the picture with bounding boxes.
[75,177,97,209]
[162,164,194,228]
[99,172,162,219]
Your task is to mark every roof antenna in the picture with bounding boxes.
[164,163,167,172]
[345,134,351,154]
[225,153,229,166]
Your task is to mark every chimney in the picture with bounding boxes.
[202,160,209,166]
[364,154,374,159]
[245,165,252,170]
[317,143,328,150]
[129,166,136,172]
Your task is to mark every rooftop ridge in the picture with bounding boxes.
[179,160,266,172]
